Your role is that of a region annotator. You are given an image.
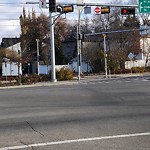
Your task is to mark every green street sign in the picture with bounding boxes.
[139,0,150,13]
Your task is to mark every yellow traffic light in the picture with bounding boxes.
[101,7,110,14]
[63,5,74,13]
[57,5,74,13]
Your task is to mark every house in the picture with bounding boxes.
[68,57,92,73]
[0,38,22,76]
[1,38,20,48]
[62,37,77,63]
[125,25,150,69]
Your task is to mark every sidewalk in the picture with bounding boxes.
[83,72,150,80]
[0,80,79,89]
[0,72,150,89]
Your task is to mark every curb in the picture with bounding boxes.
[0,80,79,89]
[0,73,150,89]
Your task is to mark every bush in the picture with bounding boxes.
[56,67,73,81]
[131,67,145,73]
[20,74,51,84]
[145,67,150,72]
[0,82,4,87]
[111,67,150,74]
[21,76,30,84]
[111,69,131,74]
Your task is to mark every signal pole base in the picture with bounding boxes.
[51,79,57,83]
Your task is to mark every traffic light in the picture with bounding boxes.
[101,7,110,14]
[121,8,135,15]
[57,5,74,13]
[49,0,56,12]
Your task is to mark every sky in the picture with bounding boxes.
[0,0,131,43]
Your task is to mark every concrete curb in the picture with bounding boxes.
[0,73,149,89]
[0,80,79,89]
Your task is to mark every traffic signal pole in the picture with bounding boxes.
[49,12,57,82]
[48,0,57,82]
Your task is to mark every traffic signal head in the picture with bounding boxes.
[49,0,56,12]
[57,5,74,13]
[121,8,135,15]
[101,7,110,14]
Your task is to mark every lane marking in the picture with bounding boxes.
[1,132,150,150]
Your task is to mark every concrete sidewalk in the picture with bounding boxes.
[0,80,79,89]
[82,72,150,81]
[0,72,150,89]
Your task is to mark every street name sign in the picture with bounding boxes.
[139,0,150,13]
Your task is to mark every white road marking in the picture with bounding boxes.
[1,132,150,150]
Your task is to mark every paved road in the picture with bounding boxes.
[0,76,150,150]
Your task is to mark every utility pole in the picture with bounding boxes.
[103,34,108,78]
[36,39,40,75]
[77,0,83,81]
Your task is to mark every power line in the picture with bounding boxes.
[0,3,25,4]
[0,11,42,13]
[0,18,20,21]
[0,4,39,7]
[0,25,20,26]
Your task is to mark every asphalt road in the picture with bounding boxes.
[0,77,150,150]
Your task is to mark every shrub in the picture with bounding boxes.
[145,67,150,72]
[111,69,131,74]
[131,67,145,73]
[20,74,50,84]
[0,82,4,87]
[56,67,73,81]
[21,76,30,84]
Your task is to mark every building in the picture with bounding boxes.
[69,57,92,73]
[1,38,20,48]
[0,38,22,76]
[125,25,150,69]
[62,37,77,63]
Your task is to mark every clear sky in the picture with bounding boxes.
[0,0,132,43]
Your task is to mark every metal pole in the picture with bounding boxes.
[36,39,40,75]
[49,12,57,82]
[77,9,81,81]
[28,63,30,75]
[103,34,108,78]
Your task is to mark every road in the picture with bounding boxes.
[0,76,150,150]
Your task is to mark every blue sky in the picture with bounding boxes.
[0,0,133,43]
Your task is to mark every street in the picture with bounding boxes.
[0,76,150,150]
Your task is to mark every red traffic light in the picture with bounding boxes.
[123,9,127,14]
[121,8,135,15]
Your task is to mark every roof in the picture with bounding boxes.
[1,38,20,48]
